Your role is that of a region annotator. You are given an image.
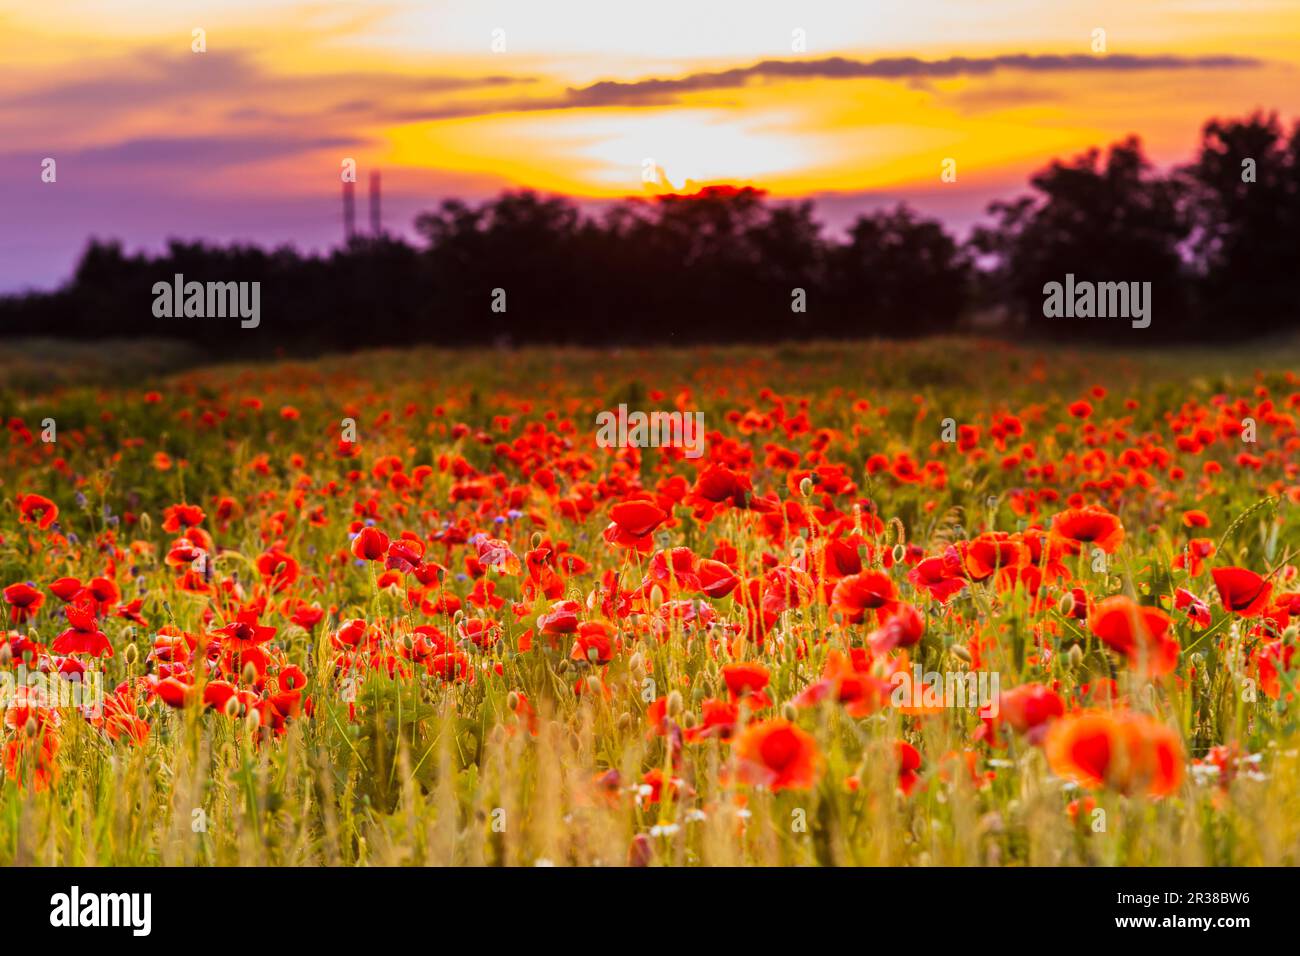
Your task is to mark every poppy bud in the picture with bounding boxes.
[245,707,261,732]
[0,644,11,667]
[1058,592,1076,617]
[949,644,972,663]
[224,695,242,718]
[798,477,814,498]
[628,652,645,678]
[1283,625,1299,644]
[24,716,38,739]
[557,659,570,675]
[892,543,906,563]
[1067,643,1085,667]
[530,532,543,549]
[241,661,258,685]
[124,642,139,666]
[507,691,520,711]
[781,702,798,722]
[682,711,698,729]
[666,690,684,716]
[616,712,632,731]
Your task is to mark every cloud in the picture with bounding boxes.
[0,47,536,129]
[375,51,1262,123]
[71,134,365,167]
[562,53,1261,107]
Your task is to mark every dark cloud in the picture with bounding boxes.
[74,134,364,167]
[0,48,535,124]
[375,51,1261,123]
[563,53,1261,107]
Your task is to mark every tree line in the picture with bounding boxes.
[2,112,1296,351]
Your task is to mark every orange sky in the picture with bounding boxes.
[4,0,1298,289]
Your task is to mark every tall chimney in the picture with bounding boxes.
[342,179,356,242]
[369,170,382,237]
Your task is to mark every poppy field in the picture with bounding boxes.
[2,338,1299,867]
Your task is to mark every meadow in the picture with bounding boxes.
[2,337,1298,866]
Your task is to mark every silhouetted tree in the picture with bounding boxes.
[3,115,1296,352]
[830,205,970,337]
[970,136,1190,342]
[1180,112,1300,337]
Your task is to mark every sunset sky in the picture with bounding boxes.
[3,0,1298,292]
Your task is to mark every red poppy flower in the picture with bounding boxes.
[896,741,922,795]
[212,610,277,652]
[831,570,897,624]
[3,583,44,623]
[997,683,1064,744]
[733,719,822,792]
[690,464,751,509]
[1173,588,1212,628]
[539,599,582,635]
[908,555,966,603]
[697,559,740,598]
[155,677,195,709]
[162,503,206,532]
[1211,566,1273,616]
[608,500,668,538]
[794,649,893,718]
[1172,538,1215,577]
[685,698,739,742]
[18,494,58,530]
[49,577,83,602]
[721,662,772,709]
[962,534,1029,582]
[1050,506,1125,555]
[571,620,616,664]
[868,603,925,654]
[1045,710,1184,797]
[350,526,390,562]
[51,600,112,657]
[1089,595,1179,675]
